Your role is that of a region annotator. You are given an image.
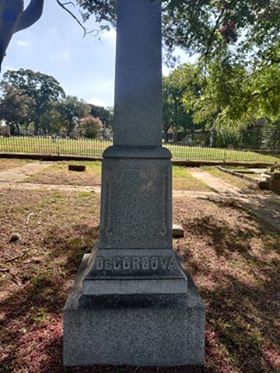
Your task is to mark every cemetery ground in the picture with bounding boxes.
[0,159,280,373]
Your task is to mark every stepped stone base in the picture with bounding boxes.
[63,254,205,367]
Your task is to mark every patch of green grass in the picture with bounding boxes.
[78,191,92,198]
[173,166,212,191]
[167,143,279,163]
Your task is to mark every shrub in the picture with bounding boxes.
[78,116,103,139]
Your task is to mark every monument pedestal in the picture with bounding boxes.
[80,146,189,296]
[64,253,205,367]
[64,145,205,366]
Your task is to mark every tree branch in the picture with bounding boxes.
[56,0,97,37]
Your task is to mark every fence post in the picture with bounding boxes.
[223,148,226,163]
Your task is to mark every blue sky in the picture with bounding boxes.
[2,0,190,107]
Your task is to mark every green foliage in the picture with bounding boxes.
[75,0,280,65]
[161,57,280,149]
[0,85,34,134]
[0,69,110,137]
[56,96,91,135]
[89,104,113,127]
[163,64,200,141]
[0,69,65,134]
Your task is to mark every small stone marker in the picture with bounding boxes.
[9,233,21,243]
[68,164,86,172]
[64,0,205,367]
[172,224,185,238]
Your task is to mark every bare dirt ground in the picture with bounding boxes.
[0,162,51,183]
[190,168,280,233]
[0,182,101,194]
[25,162,102,187]
[0,159,280,373]
[0,159,30,172]
[0,189,279,373]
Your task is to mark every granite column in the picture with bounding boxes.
[64,0,205,366]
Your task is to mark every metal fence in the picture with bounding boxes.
[0,136,279,164]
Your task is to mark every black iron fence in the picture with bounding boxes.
[0,136,279,164]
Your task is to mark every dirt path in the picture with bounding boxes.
[190,169,241,193]
[0,182,101,194]
[0,162,51,183]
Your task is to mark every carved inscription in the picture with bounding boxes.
[95,256,177,271]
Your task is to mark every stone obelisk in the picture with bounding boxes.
[64,0,205,367]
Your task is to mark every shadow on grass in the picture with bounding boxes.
[2,208,280,373]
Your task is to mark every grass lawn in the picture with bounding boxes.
[0,189,279,372]
[168,143,279,163]
[173,166,211,191]
[0,137,279,163]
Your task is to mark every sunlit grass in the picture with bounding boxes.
[0,137,279,163]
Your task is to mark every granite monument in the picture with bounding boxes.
[64,0,205,367]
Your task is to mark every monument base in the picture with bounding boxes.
[63,254,205,367]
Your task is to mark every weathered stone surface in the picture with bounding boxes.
[113,0,162,146]
[172,224,184,238]
[64,255,205,367]
[78,249,188,296]
[98,148,172,250]
[81,145,189,296]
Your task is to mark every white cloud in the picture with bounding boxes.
[88,97,106,107]
[49,49,71,61]
[93,78,114,93]
[162,64,170,77]
[16,39,31,48]
[101,29,116,44]
[2,65,17,72]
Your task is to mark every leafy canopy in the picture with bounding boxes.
[75,0,280,64]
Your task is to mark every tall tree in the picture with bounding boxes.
[0,85,34,135]
[57,96,91,135]
[89,104,113,127]
[163,64,200,142]
[0,69,65,134]
[73,0,280,65]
